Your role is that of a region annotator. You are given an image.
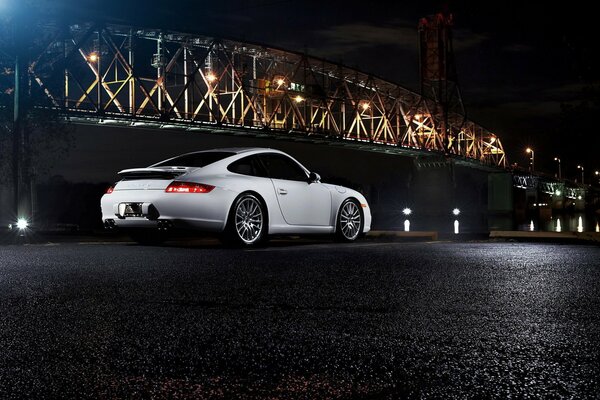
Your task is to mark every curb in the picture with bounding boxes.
[490,231,600,245]
[366,231,438,241]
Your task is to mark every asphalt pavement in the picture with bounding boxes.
[1,240,600,398]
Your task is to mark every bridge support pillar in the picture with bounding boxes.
[488,172,513,230]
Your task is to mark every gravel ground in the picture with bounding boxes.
[1,241,599,398]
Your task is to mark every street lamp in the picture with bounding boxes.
[526,148,535,172]
[205,71,217,83]
[3,3,33,226]
[88,52,99,63]
[554,157,561,179]
[577,165,585,184]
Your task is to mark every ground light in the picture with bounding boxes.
[530,220,535,231]
[453,208,460,234]
[402,208,412,232]
[16,218,28,230]
[556,218,562,232]
[577,217,583,233]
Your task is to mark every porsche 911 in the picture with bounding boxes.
[101,148,371,245]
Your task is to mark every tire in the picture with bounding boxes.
[335,198,363,242]
[223,193,267,246]
[129,230,168,245]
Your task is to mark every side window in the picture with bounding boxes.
[259,154,308,181]
[227,155,269,177]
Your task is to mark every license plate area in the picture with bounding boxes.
[118,202,144,218]
[114,202,159,220]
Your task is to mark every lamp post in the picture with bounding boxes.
[577,165,585,184]
[554,157,562,179]
[526,148,535,172]
[3,1,32,227]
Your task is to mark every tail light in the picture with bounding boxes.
[165,181,215,193]
[106,186,114,194]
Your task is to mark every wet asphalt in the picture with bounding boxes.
[1,240,600,399]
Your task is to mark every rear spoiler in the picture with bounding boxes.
[118,167,190,180]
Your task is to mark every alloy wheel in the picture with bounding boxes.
[339,200,362,241]
[234,196,264,244]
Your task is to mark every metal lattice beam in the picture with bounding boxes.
[24,22,507,167]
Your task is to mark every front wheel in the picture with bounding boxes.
[223,193,267,246]
[335,199,363,242]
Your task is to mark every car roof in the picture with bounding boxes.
[151,148,287,167]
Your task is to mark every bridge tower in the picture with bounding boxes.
[418,13,466,154]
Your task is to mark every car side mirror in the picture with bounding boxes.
[308,172,321,183]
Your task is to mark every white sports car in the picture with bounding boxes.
[101,148,371,245]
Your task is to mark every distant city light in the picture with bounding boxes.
[452,208,460,216]
[555,190,561,196]
[294,95,304,103]
[402,208,412,216]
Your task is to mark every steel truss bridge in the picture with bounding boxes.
[513,173,586,200]
[23,22,506,167]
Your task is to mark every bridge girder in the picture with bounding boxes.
[513,173,586,200]
[23,22,506,166]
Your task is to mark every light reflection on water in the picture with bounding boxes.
[518,213,599,232]
[540,214,598,232]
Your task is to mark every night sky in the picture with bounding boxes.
[14,0,600,179]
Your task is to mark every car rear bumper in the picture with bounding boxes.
[101,188,236,232]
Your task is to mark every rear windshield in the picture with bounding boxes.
[151,151,235,168]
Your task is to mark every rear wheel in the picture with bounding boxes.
[335,199,363,242]
[223,193,267,246]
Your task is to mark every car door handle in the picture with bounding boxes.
[278,188,288,195]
